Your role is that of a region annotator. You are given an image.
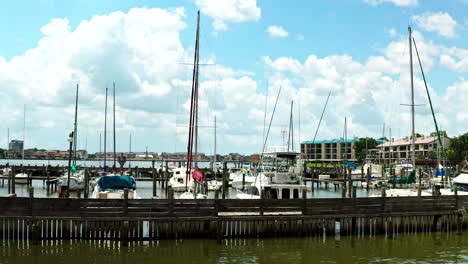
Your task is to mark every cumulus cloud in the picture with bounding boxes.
[195,0,261,31]
[0,7,467,155]
[266,25,289,38]
[412,12,457,38]
[364,0,418,6]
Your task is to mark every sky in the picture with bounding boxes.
[0,0,467,155]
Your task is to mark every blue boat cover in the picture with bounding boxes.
[97,176,136,191]
[345,161,359,168]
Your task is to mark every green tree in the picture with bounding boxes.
[430,130,447,137]
[353,138,378,163]
[446,132,468,165]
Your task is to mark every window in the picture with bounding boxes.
[271,188,278,199]
[293,189,299,199]
[282,189,291,199]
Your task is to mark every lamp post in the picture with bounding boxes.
[66,131,74,198]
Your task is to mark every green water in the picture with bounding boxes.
[1,233,467,264]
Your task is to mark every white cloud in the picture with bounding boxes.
[0,7,466,155]
[364,0,418,6]
[387,28,397,37]
[412,12,457,38]
[266,25,288,38]
[195,0,261,31]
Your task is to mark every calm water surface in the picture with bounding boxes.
[0,233,467,264]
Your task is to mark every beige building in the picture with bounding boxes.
[377,136,450,163]
[301,139,356,162]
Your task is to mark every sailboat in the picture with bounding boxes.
[237,99,307,199]
[57,84,86,192]
[15,104,28,184]
[174,11,207,199]
[92,83,140,199]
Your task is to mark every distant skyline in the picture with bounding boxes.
[0,0,467,154]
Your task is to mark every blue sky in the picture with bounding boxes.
[0,0,467,154]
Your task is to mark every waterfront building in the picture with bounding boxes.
[376,136,450,163]
[300,138,357,162]
[8,140,23,152]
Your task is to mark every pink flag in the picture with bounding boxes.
[192,169,203,182]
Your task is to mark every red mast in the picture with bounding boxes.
[186,11,200,191]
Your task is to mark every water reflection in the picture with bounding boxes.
[0,233,466,264]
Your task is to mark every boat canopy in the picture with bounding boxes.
[97,176,136,191]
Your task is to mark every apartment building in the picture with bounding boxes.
[376,136,450,163]
[300,139,356,162]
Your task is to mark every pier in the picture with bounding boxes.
[0,195,466,244]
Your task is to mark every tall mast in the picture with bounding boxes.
[22,104,26,163]
[113,82,116,168]
[73,84,79,168]
[104,87,108,171]
[129,133,132,168]
[409,26,416,169]
[344,116,347,163]
[287,100,294,152]
[6,128,9,162]
[213,115,217,166]
[99,133,102,167]
[185,10,200,188]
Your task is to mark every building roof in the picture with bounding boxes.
[377,136,445,147]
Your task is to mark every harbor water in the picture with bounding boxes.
[0,233,467,264]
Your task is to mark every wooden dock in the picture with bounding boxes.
[0,195,466,244]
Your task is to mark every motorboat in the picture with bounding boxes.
[168,167,193,192]
[237,152,307,199]
[207,180,222,191]
[231,169,256,190]
[14,172,29,184]
[92,175,139,199]
[351,162,383,179]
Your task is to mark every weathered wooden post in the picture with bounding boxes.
[121,221,129,247]
[11,165,15,195]
[348,167,352,198]
[418,168,422,196]
[366,166,370,192]
[222,162,228,199]
[341,185,346,198]
[381,187,386,198]
[352,186,357,198]
[152,167,157,198]
[242,173,245,190]
[123,188,129,216]
[46,168,50,193]
[84,169,89,198]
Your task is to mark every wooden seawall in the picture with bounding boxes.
[0,196,466,243]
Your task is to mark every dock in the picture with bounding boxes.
[0,194,466,244]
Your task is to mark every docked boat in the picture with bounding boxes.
[231,169,256,190]
[14,172,29,184]
[453,167,468,192]
[351,162,383,179]
[237,152,307,199]
[57,170,85,191]
[92,175,139,199]
[168,167,193,192]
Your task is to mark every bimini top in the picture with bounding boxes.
[97,176,136,191]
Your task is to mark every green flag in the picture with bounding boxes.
[72,163,76,172]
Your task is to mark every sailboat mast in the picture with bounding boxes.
[113,82,116,169]
[186,10,200,187]
[214,115,217,166]
[22,104,26,163]
[287,100,293,152]
[409,26,416,169]
[129,133,132,168]
[104,87,108,171]
[73,84,79,167]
